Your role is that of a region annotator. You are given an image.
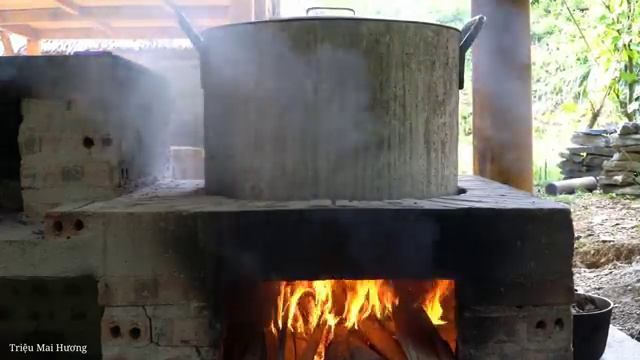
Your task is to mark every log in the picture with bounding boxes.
[325,326,351,360]
[300,321,328,360]
[544,176,598,196]
[349,334,385,360]
[278,329,296,360]
[393,305,455,360]
[392,281,455,360]
[392,301,455,360]
[358,317,407,360]
[265,327,279,360]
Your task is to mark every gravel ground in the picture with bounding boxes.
[562,193,640,340]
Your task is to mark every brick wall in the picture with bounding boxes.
[0,54,171,220]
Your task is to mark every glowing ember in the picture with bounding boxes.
[270,279,454,360]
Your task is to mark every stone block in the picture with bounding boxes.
[457,305,573,360]
[147,303,213,346]
[170,146,204,180]
[61,165,84,182]
[23,187,118,220]
[20,99,69,131]
[101,306,150,348]
[97,275,206,306]
[102,344,215,360]
[84,161,118,188]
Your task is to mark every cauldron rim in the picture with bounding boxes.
[201,16,461,36]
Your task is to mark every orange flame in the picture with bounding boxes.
[272,280,454,331]
[272,280,398,336]
[421,279,454,325]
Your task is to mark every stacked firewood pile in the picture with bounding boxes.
[558,130,616,179]
[599,122,640,195]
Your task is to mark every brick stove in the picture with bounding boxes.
[36,174,573,359]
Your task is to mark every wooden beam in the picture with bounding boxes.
[26,38,41,55]
[36,25,227,39]
[0,6,228,25]
[1,31,14,55]
[52,0,80,15]
[471,0,533,192]
[0,24,40,39]
[52,0,116,36]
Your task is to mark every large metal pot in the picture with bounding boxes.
[170,4,484,201]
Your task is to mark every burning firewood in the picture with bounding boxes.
[278,328,296,360]
[325,326,350,360]
[349,334,385,360]
[392,301,454,360]
[358,317,407,360]
[265,327,279,360]
[299,320,329,360]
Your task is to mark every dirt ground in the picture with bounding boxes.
[563,193,640,340]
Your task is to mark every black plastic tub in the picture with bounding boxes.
[573,293,614,360]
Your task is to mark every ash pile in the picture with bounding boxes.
[599,122,640,195]
[558,129,616,180]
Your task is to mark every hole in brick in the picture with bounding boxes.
[535,320,547,330]
[83,136,95,149]
[554,318,564,331]
[73,219,84,231]
[129,327,141,340]
[53,221,63,234]
[101,137,113,147]
[109,325,121,338]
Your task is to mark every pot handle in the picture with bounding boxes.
[458,15,486,90]
[306,7,356,16]
[164,0,204,54]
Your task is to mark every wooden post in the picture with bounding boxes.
[26,39,41,55]
[471,0,533,192]
[1,32,14,56]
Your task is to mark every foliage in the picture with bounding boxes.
[592,0,640,122]
[534,160,563,186]
[532,0,640,127]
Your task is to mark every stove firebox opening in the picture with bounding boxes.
[223,279,456,360]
